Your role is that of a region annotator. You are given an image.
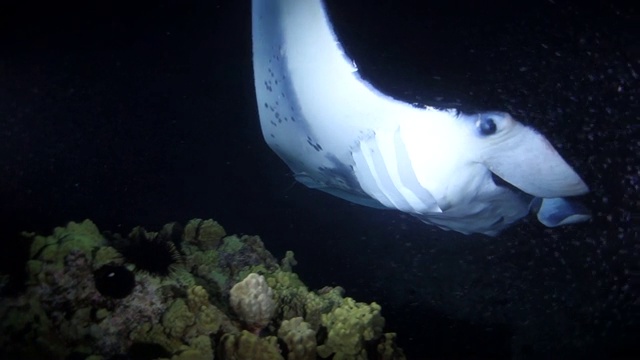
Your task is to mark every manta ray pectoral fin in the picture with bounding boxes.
[294,171,388,209]
[532,197,592,227]
[484,125,589,198]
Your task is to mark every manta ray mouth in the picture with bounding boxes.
[492,170,591,228]
[491,172,521,192]
[482,125,589,198]
[490,171,534,204]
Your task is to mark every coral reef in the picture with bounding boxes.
[0,218,406,359]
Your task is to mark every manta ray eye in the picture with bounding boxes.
[477,116,497,136]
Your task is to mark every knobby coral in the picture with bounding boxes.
[278,317,317,360]
[230,273,277,334]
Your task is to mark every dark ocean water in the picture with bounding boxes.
[0,0,638,358]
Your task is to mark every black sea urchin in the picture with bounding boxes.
[120,226,182,277]
[94,264,135,299]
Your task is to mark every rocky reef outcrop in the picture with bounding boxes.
[0,219,406,360]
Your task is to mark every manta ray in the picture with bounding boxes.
[251,0,590,235]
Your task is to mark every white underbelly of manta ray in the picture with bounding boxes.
[251,0,590,236]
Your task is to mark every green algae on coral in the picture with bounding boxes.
[218,235,244,253]
[29,219,105,267]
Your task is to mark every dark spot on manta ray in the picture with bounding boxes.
[270,120,277,126]
[477,115,497,135]
[321,155,362,190]
[306,136,323,151]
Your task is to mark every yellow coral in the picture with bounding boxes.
[302,287,344,331]
[219,330,283,360]
[219,235,244,253]
[25,260,43,284]
[189,250,225,288]
[277,317,316,360]
[168,335,214,360]
[376,333,407,360]
[187,286,210,310]
[59,306,92,341]
[0,297,56,357]
[264,270,309,320]
[170,349,209,360]
[279,287,308,321]
[170,267,197,287]
[183,286,224,338]
[27,234,50,258]
[129,322,181,354]
[267,269,306,290]
[95,308,109,321]
[31,219,105,266]
[188,335,213,357]
[162,299,195,338]
[280,251,297,272]
[184,219,226,250]
[61,219,102,238]
[92,246,123,269]
[316,297,385,359]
